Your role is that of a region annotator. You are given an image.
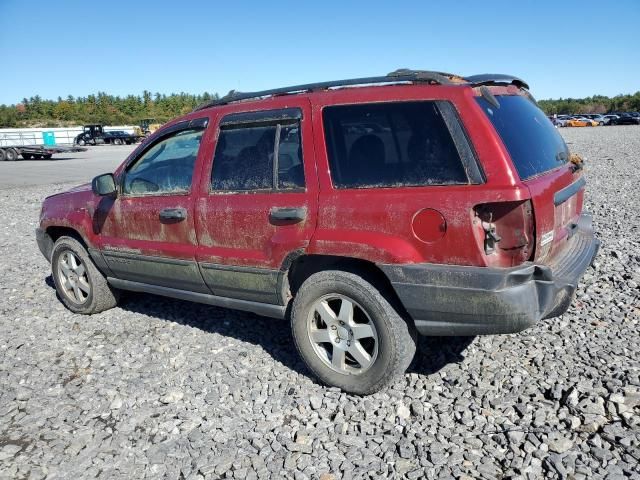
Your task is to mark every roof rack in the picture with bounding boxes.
[193,69,529,111]
[194,70,455,111]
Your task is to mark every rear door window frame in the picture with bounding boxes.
[209,107,306,194]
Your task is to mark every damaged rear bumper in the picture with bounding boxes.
[380,214,600,336]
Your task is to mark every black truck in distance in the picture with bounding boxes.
[74,125,141,146]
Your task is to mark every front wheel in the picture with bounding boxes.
[76,138,86,146]
[51,236,119,314]
[291,270,416,394]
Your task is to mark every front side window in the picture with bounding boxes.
[211,117,305,192]
[323,101,469,189]
[122,129,203,195]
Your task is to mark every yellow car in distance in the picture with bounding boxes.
[566,117,599,127]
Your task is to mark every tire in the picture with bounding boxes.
[5,148,18,161]
[51,236,119,314]
[599,122,604,126]
[291,270,416,394]
[43,154,52,159]
[76,138,86,146]
[114,138,123,145]
[0,149,5,161]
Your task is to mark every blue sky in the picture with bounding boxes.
[0,0,638,104]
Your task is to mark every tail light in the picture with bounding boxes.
[473,200,534,267]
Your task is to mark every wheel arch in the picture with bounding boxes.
[46,225,89,248]
[283,253,411,323]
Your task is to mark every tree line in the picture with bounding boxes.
[1,89,639,128]
[0,90,220,128]
[537,91,640,115]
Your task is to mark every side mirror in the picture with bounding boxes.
[92,173,117,196]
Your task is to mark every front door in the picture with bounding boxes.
[194,101,318,304]
[97,122,210,293]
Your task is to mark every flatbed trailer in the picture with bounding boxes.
[0,133,87,160]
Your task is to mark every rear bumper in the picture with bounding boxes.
[380,214,600,336]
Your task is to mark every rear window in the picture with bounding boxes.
[323,101,472,189]
[476,95,569,180]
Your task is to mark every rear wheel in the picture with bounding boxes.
[76,138,86,146]
[5,148,18,161]
[0,149,5,161]
[291,270,416,394]
[51,236,119,314]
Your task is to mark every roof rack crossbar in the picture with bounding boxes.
[194,70,453,111]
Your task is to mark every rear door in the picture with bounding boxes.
[97,119,210,292]
[194,100,318,304]
[475,94,584,262]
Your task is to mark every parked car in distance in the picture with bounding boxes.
[603,114,619,125]
[36,70,600,394]
[582,114,608,126]
[616,113,640,125]
[566,117,598,127]
[552,115,571,127]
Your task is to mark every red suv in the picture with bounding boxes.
[37,70,599,394]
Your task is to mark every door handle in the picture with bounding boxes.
[159,207,187,222]
[269,207,307,225]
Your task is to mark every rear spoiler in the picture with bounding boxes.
[465,74,530,90]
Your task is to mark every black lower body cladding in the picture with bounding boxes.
[36,228,53,261]
[380,214,600,336]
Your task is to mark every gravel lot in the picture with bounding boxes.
[1,126,639,479]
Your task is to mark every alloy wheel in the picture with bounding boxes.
[57,250,91,304]
[307,294,378,375]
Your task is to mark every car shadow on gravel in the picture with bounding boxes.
[408,335,475,375]
[45,275,475,381]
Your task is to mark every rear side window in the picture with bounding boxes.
[211,125,276,190]
[211,115,305,191]
[323,101,471,189]
[476,95,569,180]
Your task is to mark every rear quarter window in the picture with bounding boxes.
[476,95,569,180]
[322,101,474,189]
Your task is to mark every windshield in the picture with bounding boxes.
[476,95,569,180]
